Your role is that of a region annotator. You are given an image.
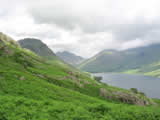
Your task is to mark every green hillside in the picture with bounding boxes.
[123,61,160,77]
[0,32,160,120]
[79,45,160,73]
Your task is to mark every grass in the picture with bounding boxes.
[0,34,160,119]
[0,95,160,120]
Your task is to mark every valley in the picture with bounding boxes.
[79,45,160,78]
[56,51,85,65]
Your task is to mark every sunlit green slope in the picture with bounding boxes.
[0,32,160,120]
[124,61,160,77]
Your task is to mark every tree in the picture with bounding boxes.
[130,88,138,94]
[94,76,102,82]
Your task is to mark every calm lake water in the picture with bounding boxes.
[93,73,160,99]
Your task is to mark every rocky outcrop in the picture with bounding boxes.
[0,32,19,47]
[114,91,150,106]
[100,88,151,106]
[0,32,20,56]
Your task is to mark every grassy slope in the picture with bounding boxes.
[123,61,160,77]
[80,51,160,77]
[0,34,160,119]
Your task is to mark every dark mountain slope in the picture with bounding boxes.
[18,38,56,59]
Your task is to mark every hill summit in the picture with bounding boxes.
[18,38,56,59]
[0,32,19,47]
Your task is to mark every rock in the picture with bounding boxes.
[113,91,150,106]
[79,84,84,88]
[37,74,45,79]
[84,81,91,84]
[68,71,74,75]
[100,88,112,98]
[99,88,151,106]
[20,76,25,80]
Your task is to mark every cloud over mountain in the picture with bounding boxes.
[1,0,160,57]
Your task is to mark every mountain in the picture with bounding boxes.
[124,61,160,77]
[18,38,56,59]
[56,51,85,65]
[0,32,160,119]
[79,44,160,73]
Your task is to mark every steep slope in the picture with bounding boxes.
[0,32,159,120]
[79,44,160,73]
[18,38,56,59]
[56,51,85,65]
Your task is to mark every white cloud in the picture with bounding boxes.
[1,0,160,57]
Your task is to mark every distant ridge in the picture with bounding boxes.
[79,44,160,73]
[56,51,85,65]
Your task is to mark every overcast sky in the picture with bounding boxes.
[1,0,160,58]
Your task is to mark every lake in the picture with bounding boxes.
[93,73,160,99]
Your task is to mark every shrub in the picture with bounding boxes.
[130,88,138,94]
[88,104,111,115]
[139,92,146,96]
[13,52,33,68]
[94,76,102,82]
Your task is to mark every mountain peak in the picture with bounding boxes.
[19,38,42,43]
[0,32,21,56]
[18,38,56,59]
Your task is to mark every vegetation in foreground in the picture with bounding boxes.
[0,32,160,120]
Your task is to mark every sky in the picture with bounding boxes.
[1,0,160,58]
